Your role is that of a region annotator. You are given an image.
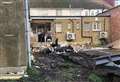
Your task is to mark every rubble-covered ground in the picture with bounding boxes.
[1,47,120,82]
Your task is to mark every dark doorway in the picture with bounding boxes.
[31,22,52,42]
[37,23,51,42]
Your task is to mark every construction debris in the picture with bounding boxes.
[1,45,120,82]
[30,45,120,82]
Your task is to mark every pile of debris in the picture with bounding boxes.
[31,45,120,82]
[32,46,91,82]
[2,45,120,82]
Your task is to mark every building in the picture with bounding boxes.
[30,0,112,47]
[31,17,110,46]
[98,6,120,49]
[30,0,113,17]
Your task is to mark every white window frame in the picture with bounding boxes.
[70,9,81,16]
[76,23,80,29]
[92,22,102,31]
[56,9,62,16]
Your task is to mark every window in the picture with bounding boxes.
[76,23,80,29]
[83,22,92,31]
[85,10,89,16]
[90,10,96,16]
[48,10,56,16]
[55,24,62,32]
[81,10,85,16]
[83,22,92,37]
[70,10,81,16]
[92,22,102,31]
[62,9,70,16]
[67,24,72,29]
[56,9,62,16]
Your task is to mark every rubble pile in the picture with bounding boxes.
[30,46,120,82]
[1,46,120,82]
[32,47,91,82]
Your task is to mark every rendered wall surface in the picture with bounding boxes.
[0,0,27,71]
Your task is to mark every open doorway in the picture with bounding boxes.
[31,22,52,43]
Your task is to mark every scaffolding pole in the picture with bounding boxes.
[24,0,31,68]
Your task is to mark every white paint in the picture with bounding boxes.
[30,8,104,16]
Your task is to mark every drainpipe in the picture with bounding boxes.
[69,19,74,33]
[103,18,106,31]
[24,0,31,68]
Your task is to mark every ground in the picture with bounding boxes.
[1,48,120,82]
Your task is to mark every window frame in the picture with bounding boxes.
[92,21,102,31]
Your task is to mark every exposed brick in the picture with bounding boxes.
[99,6,120,42]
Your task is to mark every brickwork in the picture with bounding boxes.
[99,6,120,48]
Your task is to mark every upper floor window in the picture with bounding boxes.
[56,9,62,16]
[83,22,92,31]
[92,22,102,31]
[62,10,70,16]
[70,10,81,16]
[85,10,89,16]
[55,24,62,32]
[76,23,80,29]
[67,24,72,29]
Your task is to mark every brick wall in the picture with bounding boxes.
[99,6,120,42]
[110,7,120,42]
[99,6,120,48]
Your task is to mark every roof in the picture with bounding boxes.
[30,0,113,9]
[104,0,115,6]
[97,5,120,16]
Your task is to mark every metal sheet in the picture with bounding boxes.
[0,0,27,75]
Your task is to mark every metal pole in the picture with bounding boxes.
[24,0,31,68]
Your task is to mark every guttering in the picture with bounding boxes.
[30,16,110,20]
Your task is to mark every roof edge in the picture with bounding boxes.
[97,5,120,16]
